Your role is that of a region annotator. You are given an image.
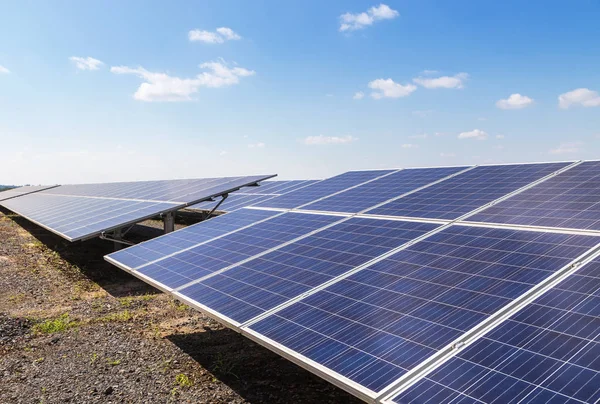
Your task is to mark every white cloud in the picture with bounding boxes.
[368,78,416,99]
[420,70,438,76]
[496,134,505,139]
[496,93,534,109]
[413,73,468,89]
[494,145,505,150]
[248,142,266,149]
[440,152,456,157]
[0,65,9,74]
[558,88,600,109]
[110,60,255,102]
[549,142,583,155]
[401,143,419,149]
[458,129,488,140]
[188,27,241,43]
[339,4,399,32]
[353,91,365,100]
[216,27,241,40]
[303,135,358,145]
[478,117,487,121]
[219,150,228,156]
[69,56,104,71]
[409,133,428,139]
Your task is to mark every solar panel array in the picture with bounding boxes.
[0,175,275,241]
[103,160,600,403]
[189,180,318,212]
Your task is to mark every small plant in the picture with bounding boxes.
[175,373,193,388]
[90,353,98,364]
[213,353,238,379]
[119,297,134,307]
[32,314,78,334]
[140,293,155,301]
[107,358,121,366]
[97,310,133,323]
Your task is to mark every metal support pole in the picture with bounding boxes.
[113,228,123,251]
[164,212,175,234]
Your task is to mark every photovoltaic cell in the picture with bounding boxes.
[255,170,395,210]
[468,161,600,231]
[107,208,281,270]
[368,163,570,220]
[179,218,438,325]
[0,185,58,201]
[302,166,468,214]
[248,226,599,396]
[390,257,600,404]
[135,212,341,289]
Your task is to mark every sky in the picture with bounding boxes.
[1,0,599,185]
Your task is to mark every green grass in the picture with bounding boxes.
[96,310,133,323]
[32,314,78,334]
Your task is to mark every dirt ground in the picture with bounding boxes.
[0,208,360,404]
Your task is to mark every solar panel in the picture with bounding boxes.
[254,170,396,210]
[0,185,58,201]
[246,226,599,399]
[468,161,600,232]
[0,175,275,241]
[386,256,600,404]
[368,163,571,220]
[302,166,469,214]
[132,212,341,290]
[189,180,319,213]
[41,175,273,203]
[176,218,439,325]
[190,194,278,212]
[107,208,281,270]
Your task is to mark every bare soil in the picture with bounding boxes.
[0,208,360,404]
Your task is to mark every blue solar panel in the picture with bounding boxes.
[41,175,274,204]
[0,185,58,201]
[1,193,177,241]
[191,194,277,212]
[178,218,438,325]
[255,170,396,210]
[189,180,318,212]
[389,257,600,404]
[302,167,468,214]
[107,208,280,270]
[368,163,570,220]
[0,175,275,241]
[248,226,599,396]
[469,161,600,231]
[134,212,341,289]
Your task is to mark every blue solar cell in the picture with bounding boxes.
[179,218,438,324]
[249,226,599,395]
[135,212,341,289]
[469,161,600,231]
[390,258,600,404]
[368,163,569,220]
[302,166,468,214]
[107,208,280,269]
[255,170,395,210]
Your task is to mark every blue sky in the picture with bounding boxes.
[1,0,599,185]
